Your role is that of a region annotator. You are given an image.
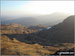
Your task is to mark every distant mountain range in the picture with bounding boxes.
[35,12,71,26]
[1,15,74,45]
[1,12,71,26]
[21,15,74,45]
[1,15,75,55]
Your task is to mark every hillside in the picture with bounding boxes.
[28,24,47,30]
[35,15,74,44]
[1,35,75,55]
[1,15,75,55]
[16,15,74,46]
[0,24,38,34]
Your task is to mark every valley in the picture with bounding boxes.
[1,15,75,55]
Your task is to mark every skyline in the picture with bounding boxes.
[1,1,74,17]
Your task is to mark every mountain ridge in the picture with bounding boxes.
[1,13,71,26]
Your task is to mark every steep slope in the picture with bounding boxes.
[36,15,74,44]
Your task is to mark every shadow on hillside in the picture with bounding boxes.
[2,34,51,46]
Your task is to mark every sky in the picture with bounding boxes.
[1,1,74,17]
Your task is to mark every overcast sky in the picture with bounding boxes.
[1,1,74,17]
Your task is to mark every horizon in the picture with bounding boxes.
[1,1,74,18]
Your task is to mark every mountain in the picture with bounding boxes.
[20,15,74,45]
[0,16,15,22]
[36,15,74,44]
[35,12,71,26]
[1,15,75,55]
[1,12,71,26]
[1,17,38,26]
[1,15,74,45]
